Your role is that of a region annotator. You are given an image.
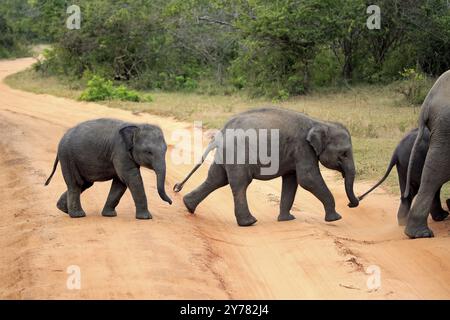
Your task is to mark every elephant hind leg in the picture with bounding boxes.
[183,163,228,214]
[278,173,297,221]
[102,178,127,217]
[57,191,69,214]
[66,181,93,218]
[56,181,93,215]
[397,167,415,226]
[397,197,413,226]
[430,187,449,222]
[59,157,93,218]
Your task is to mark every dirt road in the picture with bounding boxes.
[0,58,449,299]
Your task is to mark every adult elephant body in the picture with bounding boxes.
[405,70,450,238]
[174,107,359,226]
[358,128,449,225]
[45,118,172,219]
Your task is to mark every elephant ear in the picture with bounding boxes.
[119,125,139,151]
[306,125,328,156]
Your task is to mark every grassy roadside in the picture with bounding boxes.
[6,68,448,198]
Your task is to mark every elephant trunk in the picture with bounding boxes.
[156,165,172,205]
[343,161,359,208]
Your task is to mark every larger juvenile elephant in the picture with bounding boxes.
[174,107,360,226]
[358,128,449,225]
[405,70,450,238]
[45,118,172,219]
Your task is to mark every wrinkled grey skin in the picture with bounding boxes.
[358,128,449,225]
[174,107,359,227]
[45,118,172,219]
[404,70,450,238]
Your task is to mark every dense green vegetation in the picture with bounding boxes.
[79,75,152,102]
[1,0,449,99]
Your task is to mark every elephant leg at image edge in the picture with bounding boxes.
[278,173,297,221]
[429,187,449,222]
[405,148,450,238]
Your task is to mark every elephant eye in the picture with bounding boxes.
[146,150,153,155]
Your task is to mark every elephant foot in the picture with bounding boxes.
[430,209,449,222]
[69,210,86,218]
[101,208,117,217]
[404,225,434,239]
[325,212,342,222]
[183,195,197,214]
[136,209,152,220]
[236,215,257,227]
[57,199,68,214]
[278,212,296,222]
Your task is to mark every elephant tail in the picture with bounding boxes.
[173,140,218,193]
[44,155,59,186]
[404,109,428,198]
[358,152,397,201]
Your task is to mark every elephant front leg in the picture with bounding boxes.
[405,191,435,238]
[278,174,297,221]
[123,169,152,219]
[229,176,257,227]
[297,166,341,222]
[102,178,127,217]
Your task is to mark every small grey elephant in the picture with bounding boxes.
[405,70,450,238]
[173,107,360,226]
[358,128,449,225]
[45,118,172,219]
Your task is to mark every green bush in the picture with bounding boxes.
[396,68,433,105]
[80,75,149,102]
[80,76,115,101]
[114,85,140,102]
